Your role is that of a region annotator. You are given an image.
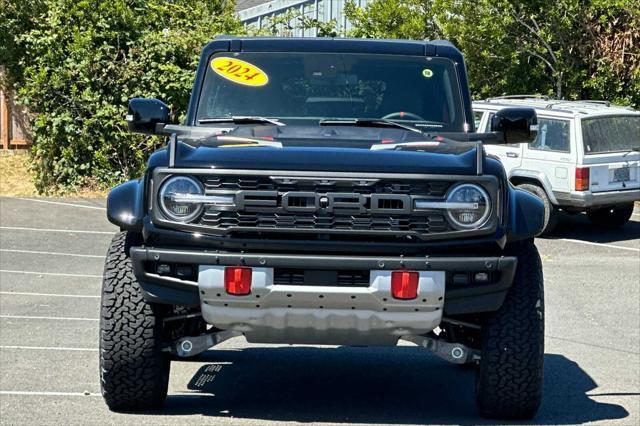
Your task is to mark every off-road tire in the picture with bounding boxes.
[587,203,634,228]
[100,231,170,411]
[517,183,558,235]
[476,240,544,420]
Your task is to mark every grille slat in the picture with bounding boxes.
[202,176,450,197]
[201,211,445,233]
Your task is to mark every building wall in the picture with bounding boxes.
[238,0,372,37]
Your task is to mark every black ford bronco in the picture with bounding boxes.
[101,37,545,419]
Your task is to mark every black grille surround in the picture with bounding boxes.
[151,168,500,242]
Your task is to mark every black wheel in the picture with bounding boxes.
[476,240,544,420]
[517,183,558,235]
[587,203,634,228]
[100,231,170,411]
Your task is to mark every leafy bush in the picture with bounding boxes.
[2,0,242,193]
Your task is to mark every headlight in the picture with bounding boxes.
[159,176,204,222]
[445,184,491,229]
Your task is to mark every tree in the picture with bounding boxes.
[3,0,243,192]
[344,0,639,106]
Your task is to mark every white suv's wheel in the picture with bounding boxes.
[587,203,634,228]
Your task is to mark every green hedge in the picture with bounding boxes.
[1,0,242,193]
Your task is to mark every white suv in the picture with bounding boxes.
[473,97,640,234]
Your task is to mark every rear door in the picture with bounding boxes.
[579,114,640,193]
[521,116,574,193]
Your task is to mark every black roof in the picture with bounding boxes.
[205,36,463,62]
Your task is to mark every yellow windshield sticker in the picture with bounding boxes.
[422,68,433,78]
[211,57,269,87]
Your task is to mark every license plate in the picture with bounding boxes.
[611,166,631,183]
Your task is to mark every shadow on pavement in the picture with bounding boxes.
[153,347,628,424]
[543,211,640,244]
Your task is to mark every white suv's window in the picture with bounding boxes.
[582,115,640,154]
[473,111,484,130]
[529,119,570,152]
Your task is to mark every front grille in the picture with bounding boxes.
[192,175,455,238]
[274,269,370,287]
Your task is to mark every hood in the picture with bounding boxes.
[173,141,480,175]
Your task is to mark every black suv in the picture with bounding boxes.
[101,37,545,420]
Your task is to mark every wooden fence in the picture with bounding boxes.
[0,68,31,150]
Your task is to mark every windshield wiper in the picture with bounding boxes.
[198,116,285,126]
[319,118,422,133]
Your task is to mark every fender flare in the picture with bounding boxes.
[506,185,545,241]
[106,179,146,232]
[509,170,558,205]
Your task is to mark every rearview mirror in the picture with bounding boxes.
[490,107,538,144]
[126,98,170,135]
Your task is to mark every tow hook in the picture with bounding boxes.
[166,330,242,358]
[402,334,480,364]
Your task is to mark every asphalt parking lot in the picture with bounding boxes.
[0,196,638,425]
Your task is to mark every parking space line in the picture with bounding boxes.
[1,315,98,321]
[15,197,106,210]
[558,238,640,253]
[0,391,101,397]
[0,291,99,298]
[0,226,113,235]
[0,270,102,278]
[0,249,104,259]
[0,345,97,352]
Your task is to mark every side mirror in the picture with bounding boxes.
[126,98,170,135]
[490,107,538,144]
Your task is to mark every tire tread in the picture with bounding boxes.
[100,231,169,411]
[476,240,544,419]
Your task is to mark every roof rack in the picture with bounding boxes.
[485,94,551,101]
[576,100,611,107]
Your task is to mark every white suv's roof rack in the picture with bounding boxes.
[477,96,637,115]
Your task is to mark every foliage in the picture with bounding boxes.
[258,9,338,37]
[1,0,638,193]
[344,0,639,107]
[1,0,242,193]
[0,0,47,88]
[344,0,434,39]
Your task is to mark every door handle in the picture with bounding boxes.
[506,152,519,158]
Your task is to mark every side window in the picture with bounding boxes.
[473,111,484,130]
[529,119,571,152]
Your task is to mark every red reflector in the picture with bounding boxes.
[224,267,252,295]
[391,271,419,300]
[575,167,590,191]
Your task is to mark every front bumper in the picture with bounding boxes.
[555,189,640,209]
[131,247,516,318]
[198,266,445,345]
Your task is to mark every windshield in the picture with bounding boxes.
[582,115,640,154]
[196,52,465,132]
